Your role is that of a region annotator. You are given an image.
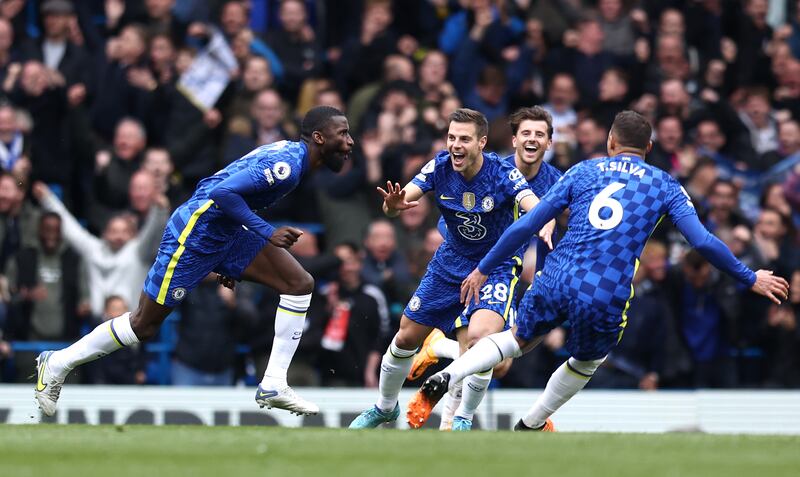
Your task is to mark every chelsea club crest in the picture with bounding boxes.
[481,196,494,212]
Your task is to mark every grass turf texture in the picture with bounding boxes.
[2,425,799,477]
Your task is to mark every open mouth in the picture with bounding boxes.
[523,143,539,155]
[451,151,466,167]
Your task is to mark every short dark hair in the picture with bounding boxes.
[335,241,360,254]
[301,105,345,139]
[448,108,488,139]
[508,106,553,138]
[710,178,736,195]
[40,211,61,225]
[611,110,652,150]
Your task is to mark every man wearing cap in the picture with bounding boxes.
[20,0,91,89]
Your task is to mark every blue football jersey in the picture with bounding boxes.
[514,156,563,272]
[413,150,533,261]
[167,140,309,253]
[538,154,696,314]
[518,157,563,202]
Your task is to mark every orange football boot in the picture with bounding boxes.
[513,418,556,432]
[407,329,446,381]
[406,372,450,429]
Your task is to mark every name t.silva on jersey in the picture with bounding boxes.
[596,160,646,178]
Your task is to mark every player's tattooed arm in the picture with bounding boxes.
[519,193,556,250]
[377,181,422,218]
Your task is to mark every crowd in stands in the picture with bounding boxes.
[0,0,799,390]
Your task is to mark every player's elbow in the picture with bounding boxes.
[207,185,229,203]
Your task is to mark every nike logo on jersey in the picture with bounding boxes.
[440,194,455,200]
[256,389,279,400]
[485,300,504,305]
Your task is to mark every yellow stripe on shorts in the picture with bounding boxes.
[156,199,215,305]
[502,256,523,321]
[618,258,640,343]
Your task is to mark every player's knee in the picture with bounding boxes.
[285,271,314,295]
[568,356,607,376]
[392,331,421,351]
[465,328,493,349]
[129,311,158,341]
[493,358,513,379]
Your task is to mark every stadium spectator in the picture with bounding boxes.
[172,273,256,386]
[318,243,388,387]
[648,115,685,175]
[220,0,283,82]
[265,0,320,104]
[597,0,638,57]
[90,118,148,233]
[21,0,91,89]
[141,147,183,206]
[704,179,750,236]
[346,54,415,134]
[542,73,579,162]
[336,0,398,97]
[0,17,18,80]
[592,67,630,130]
[738,88,779,157]
[761,119,800,168]
[127,169,160,224]
[7,60,75,193]
[416,49,453,104]
[362,218,413,309]
[562,116,606,169]
[546,17,616,106]
[666,250,741,388]
[89,24,151,142]
[224,88,291,164]
[683,157,720,216]
[225,55,275,128]
[0,172,39,272]
[5,211,89,342]
[752,207,798,276]
[32,181,168,319]
[0,104,29,178]
[147,32,178,87]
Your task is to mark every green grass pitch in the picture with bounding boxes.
[2,425,799,477]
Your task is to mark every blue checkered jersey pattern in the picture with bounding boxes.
[167,140,309,253]
[412,150,533,262]
[536,154,696,314]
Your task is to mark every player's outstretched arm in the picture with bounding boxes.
[674,214,789,303]
[377,181,422,218]
[31,181,103,259]
[461,199,561,304]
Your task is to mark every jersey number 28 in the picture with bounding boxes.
[588,182,625,230]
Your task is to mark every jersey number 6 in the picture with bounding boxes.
[588,182,626,230]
